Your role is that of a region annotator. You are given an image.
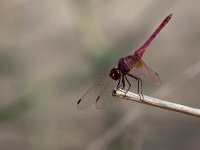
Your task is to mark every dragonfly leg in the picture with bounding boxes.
[140,80,144,99]
[137,79,140,94]
[127,74,143,100]
[127,73,139,91]
[113,78,123,96]
[137,79,142,100]
[137,79,144,100]
[116,78,121,89]
[125,76,131,91]
[122,76,125,89]
[124,76,131,95]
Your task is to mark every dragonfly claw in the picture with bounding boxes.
[137,93,144,101]
[112,89,117,96]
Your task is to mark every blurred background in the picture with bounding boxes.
[0,0,200,150]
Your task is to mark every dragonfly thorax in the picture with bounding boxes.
[109,67,121,80]
[118,57,133,74]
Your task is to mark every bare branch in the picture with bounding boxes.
[113,89,200,117]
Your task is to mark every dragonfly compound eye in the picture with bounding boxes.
[109,68,121,80]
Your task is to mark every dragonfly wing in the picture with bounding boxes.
[129,59,161,84]
[95,78,118,109]
[77,69,116,110]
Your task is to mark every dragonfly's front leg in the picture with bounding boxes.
[113,77,125,96]
[116,78,121,89]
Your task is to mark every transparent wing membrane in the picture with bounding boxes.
[77,69,117,110]
[130,59,161,84]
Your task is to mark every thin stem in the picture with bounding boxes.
[113,89,200,117]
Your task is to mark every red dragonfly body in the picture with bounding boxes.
[78,14,172,110]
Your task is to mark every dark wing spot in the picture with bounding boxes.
[77,99,81,104]
[96,96,100,102]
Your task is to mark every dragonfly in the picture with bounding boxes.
[77,14,172,110]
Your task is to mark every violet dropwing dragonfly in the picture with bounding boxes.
[77,14,172,110]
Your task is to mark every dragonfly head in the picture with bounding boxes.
[109,67,121,80]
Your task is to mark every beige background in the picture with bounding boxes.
[0,0,199,150]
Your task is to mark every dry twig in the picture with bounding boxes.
[113,89,200,117]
